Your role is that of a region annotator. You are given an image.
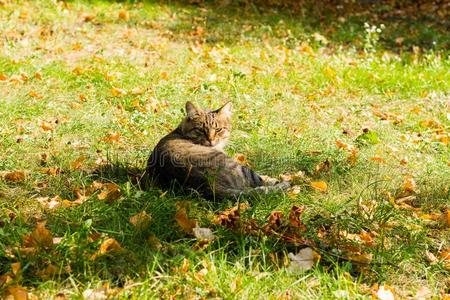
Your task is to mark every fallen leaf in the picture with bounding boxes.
[36,264,58,279]
[11,262,21,275]
[310,181,328,192]
[369,156,385,164]
[193,227,215,241]
[175,206,198,234]
[129,211,152,228]
[415,286,432,300]
[287,247,319,273]
[347,253,373,264]
[148,234,162,251]
[82,288,107,300]
[70,156,87,170]
[234,153,248,165]
[41,167,62,176]
[36,195,61,210]
[99,238,123,255]
[29,90,43,99]
[39,120,54,132]
[118,9,130,21]
[160,71,169,80]
[111,86,127,96]
[7,286,28,300]
[102,131,121,143]
[3,171,26,182]
[97,183,121,203]
[372,284,395,300]
[24,221,53,248]
[404,175,417,193]
[0,73,8,81]
[34,71,42,80]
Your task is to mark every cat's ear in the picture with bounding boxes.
[185,101,199,118]
[217,102,232,118]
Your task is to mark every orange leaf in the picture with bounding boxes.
[310,181,327,192]
[39,120,54,132]
[369,156,385,164]
[29,90,43,99]
[175,206,197,234]
[160,71,169,80]
[102,131,121,143]
[7,286,28,300]
[129,211,152,228]
[11,262,21,275]
[70,156,87,170]
[118,10,130,21]
[97,183,121,203]
[100,238,123,254]
[34,71,42,80]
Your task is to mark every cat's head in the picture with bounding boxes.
[179,101,232,150]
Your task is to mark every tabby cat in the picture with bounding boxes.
[147,101,276,200]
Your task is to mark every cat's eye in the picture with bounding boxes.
[216,128,223,133]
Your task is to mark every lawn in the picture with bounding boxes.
[0,0,449,299]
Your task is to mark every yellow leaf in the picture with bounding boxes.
[175,205,198,234]
[3,170,26,182]
[70,102,82,109]
[310,181,327,192]
[111,86,127,96]
[11,262,21,275]
[28,221,53,248]
[39,120,54,132]
[34,71,42,80]
[160,71,169,80]
[118,9,130,21]
[403,175,416,193]
[7,286,28,300]
[41,167,62,176]
[72,67,83,76]
[97,183,121,203]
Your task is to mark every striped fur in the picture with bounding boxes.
[146,102,264,200]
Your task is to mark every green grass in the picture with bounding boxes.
[0,0,449,299]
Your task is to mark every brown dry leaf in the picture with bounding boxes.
[175,206,198,234]
[70,156,87,170]
[280,171,305,183]
[36,264,58,279]
[148,234,162,251]
[129,211,152,228]
[404,175,417,193]
[25,221,53,249]
[3,170,26,182]
[118,9,130,21]
[99,238,123,255]
[41,167,62,176]
[39,120,54,132]
[97,183,121,203]
[310,181,328,192]
[347,253,373,264]
[336,139,358,164]
[11,262,21,275]
[34,71,42,80]
[102,131,121,143]
[36,195,62,210]
[7,286,28,300]
[288,205,306,230]
[234,153,248,165]
[82,13,95,22]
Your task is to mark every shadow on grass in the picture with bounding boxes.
[103,0,449,51]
